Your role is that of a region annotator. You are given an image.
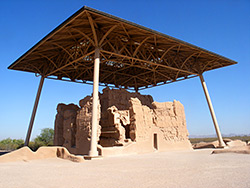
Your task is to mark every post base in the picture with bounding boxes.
[217,142,227,148]
[84,155,102,160]
[88,150,99,157]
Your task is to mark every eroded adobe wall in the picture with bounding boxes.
[99,106,129,146]
[54,97,101,155]
[99,87,153,127]
[54,87,192,155]
[152,100,189,142]
[129,98,153,142]
[76,96,101,155]
[54,103,79,152]
[129,98,190,145]
[99,88,154,147]
[100,87,153,111]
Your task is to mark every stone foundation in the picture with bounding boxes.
[54,87,192,156]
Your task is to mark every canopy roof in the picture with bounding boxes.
[8,6,237,91]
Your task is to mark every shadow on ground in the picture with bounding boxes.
[0,151,10,156]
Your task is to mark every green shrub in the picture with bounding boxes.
[0,138,24,151]
[29,128,54,151]
[0,128,54,151]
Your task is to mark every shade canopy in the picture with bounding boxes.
[8,6,237,91]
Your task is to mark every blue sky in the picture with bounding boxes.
[0,0,249,140]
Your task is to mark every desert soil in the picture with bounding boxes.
[0,149,250,188]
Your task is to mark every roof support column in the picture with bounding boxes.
[89,47,100,157]
[24,76,45,146]
[199,74,226,148]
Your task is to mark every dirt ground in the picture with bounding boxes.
[0,149,250,188]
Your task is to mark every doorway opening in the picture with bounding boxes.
[153,133,158,150]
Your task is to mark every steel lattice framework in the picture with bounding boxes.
[8,6,236,91]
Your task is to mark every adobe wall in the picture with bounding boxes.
[76,96,101,155]
[152,100,189,142]
[54,103,79,151]
[54,88,192,156]
[99,87,154,147]
[128,97,191,152]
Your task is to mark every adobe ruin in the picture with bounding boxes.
[54,87,192,156]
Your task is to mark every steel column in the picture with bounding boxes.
[89,48,100,157]
[24,76,45,146]
[199,74,226,147]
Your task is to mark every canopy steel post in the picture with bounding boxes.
[89,48,100,157]
[24,76,45,146]
[199,74,226,148]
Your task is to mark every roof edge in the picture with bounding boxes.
[8,6,88,70]
[8,5,237,70]
[84,6,237,65]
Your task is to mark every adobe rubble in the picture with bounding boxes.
[54,87,192,156]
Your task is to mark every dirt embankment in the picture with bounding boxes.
[0,146,84,163]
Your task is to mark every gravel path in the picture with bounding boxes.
[0,149,250,188]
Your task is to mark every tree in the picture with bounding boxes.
[28,128,54,151]
[34,128,54,146]
[0,138,24,150]
[0,128,54,151]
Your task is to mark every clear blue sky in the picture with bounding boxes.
[0,0,249,140]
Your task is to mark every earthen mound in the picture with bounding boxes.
[226,140,247,147]
[193,141,218,149]
[212,145,250,154]
[0,146,83,163]
[193,139,247,149]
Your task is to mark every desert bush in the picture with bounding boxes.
[0,138,24,151]
[0,128,54,151]
[34,128,54,146]
[29,128,54,151]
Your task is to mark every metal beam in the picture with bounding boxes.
[133,36,150,57]
[99,25,118,46]
[24,76,45,146]
[86,12,98,46]
[45,50,95,77]
[101,50,199,76]
[199,74,226,148]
